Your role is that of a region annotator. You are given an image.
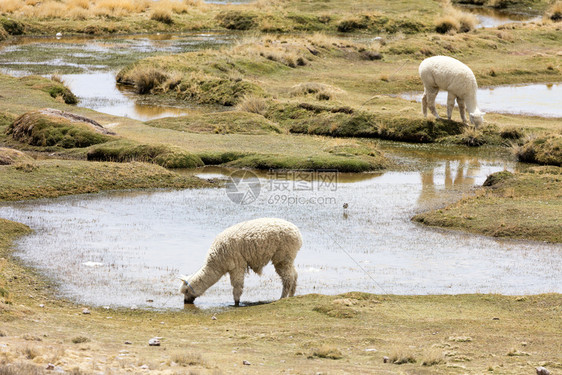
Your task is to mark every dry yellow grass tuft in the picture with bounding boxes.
[0,0,22,12]
[236,95,269,115]
[150,8,174,24]
[436,6,478,33]
[389,346,417,364]
[0,0,202,17]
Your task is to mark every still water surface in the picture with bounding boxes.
[1,151,560,309]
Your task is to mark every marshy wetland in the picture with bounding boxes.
[0,0,561,373]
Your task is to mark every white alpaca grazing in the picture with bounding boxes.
[419,56,485,127]
[179,218,302,306]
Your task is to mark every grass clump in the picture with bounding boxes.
[289,82,344,101]
[436,6,478,33]
[389,346,417,364]
[235,95,270,116]
[71,336,90,344]
[0,17,25,35]
[87,142,204,169]
[171,352,206,367]
[150,9,174,25]
[421,349,445,366]
[7,109,113,149]
[312,345,344,359]
[216,10,257,30]
[515,133,562,166]
[121,66,170,95]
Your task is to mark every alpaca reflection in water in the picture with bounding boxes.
[417,158,482,206]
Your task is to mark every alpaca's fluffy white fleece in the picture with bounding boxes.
[180,218,302,304]
[419,55,484,126]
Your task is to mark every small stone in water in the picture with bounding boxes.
[39,304,45,308]
[383,356,389,363]
[82,308,90,315]
[148,338,160,346]
[243,360,251,366]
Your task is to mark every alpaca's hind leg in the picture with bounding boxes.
[447,92,456,120]
[275,263,298,299]
[457,98,468,124]
[426,89,440,119]
[229,268,245,307]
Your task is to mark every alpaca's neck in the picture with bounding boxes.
[188,264,223,297]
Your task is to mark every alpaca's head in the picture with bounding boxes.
[469,110,485,127]
[178,275,197,304]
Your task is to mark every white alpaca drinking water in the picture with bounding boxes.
[179,218,302,306]
[419,55,485,126]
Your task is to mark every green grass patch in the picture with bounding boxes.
[146,111,281,135]
[19,75,77,105]
[86,142,204,169]
[268,102,465,143]
[0,159,211,202]
[228,152,386,172]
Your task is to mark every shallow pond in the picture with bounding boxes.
[0,33,236,121]
[1,149,560,309]
[402,83,562,118]
[457,5,542,28]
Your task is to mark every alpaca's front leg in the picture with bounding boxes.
[457,98,468,124]
[446,92,456,120]
[229,269,245,307]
